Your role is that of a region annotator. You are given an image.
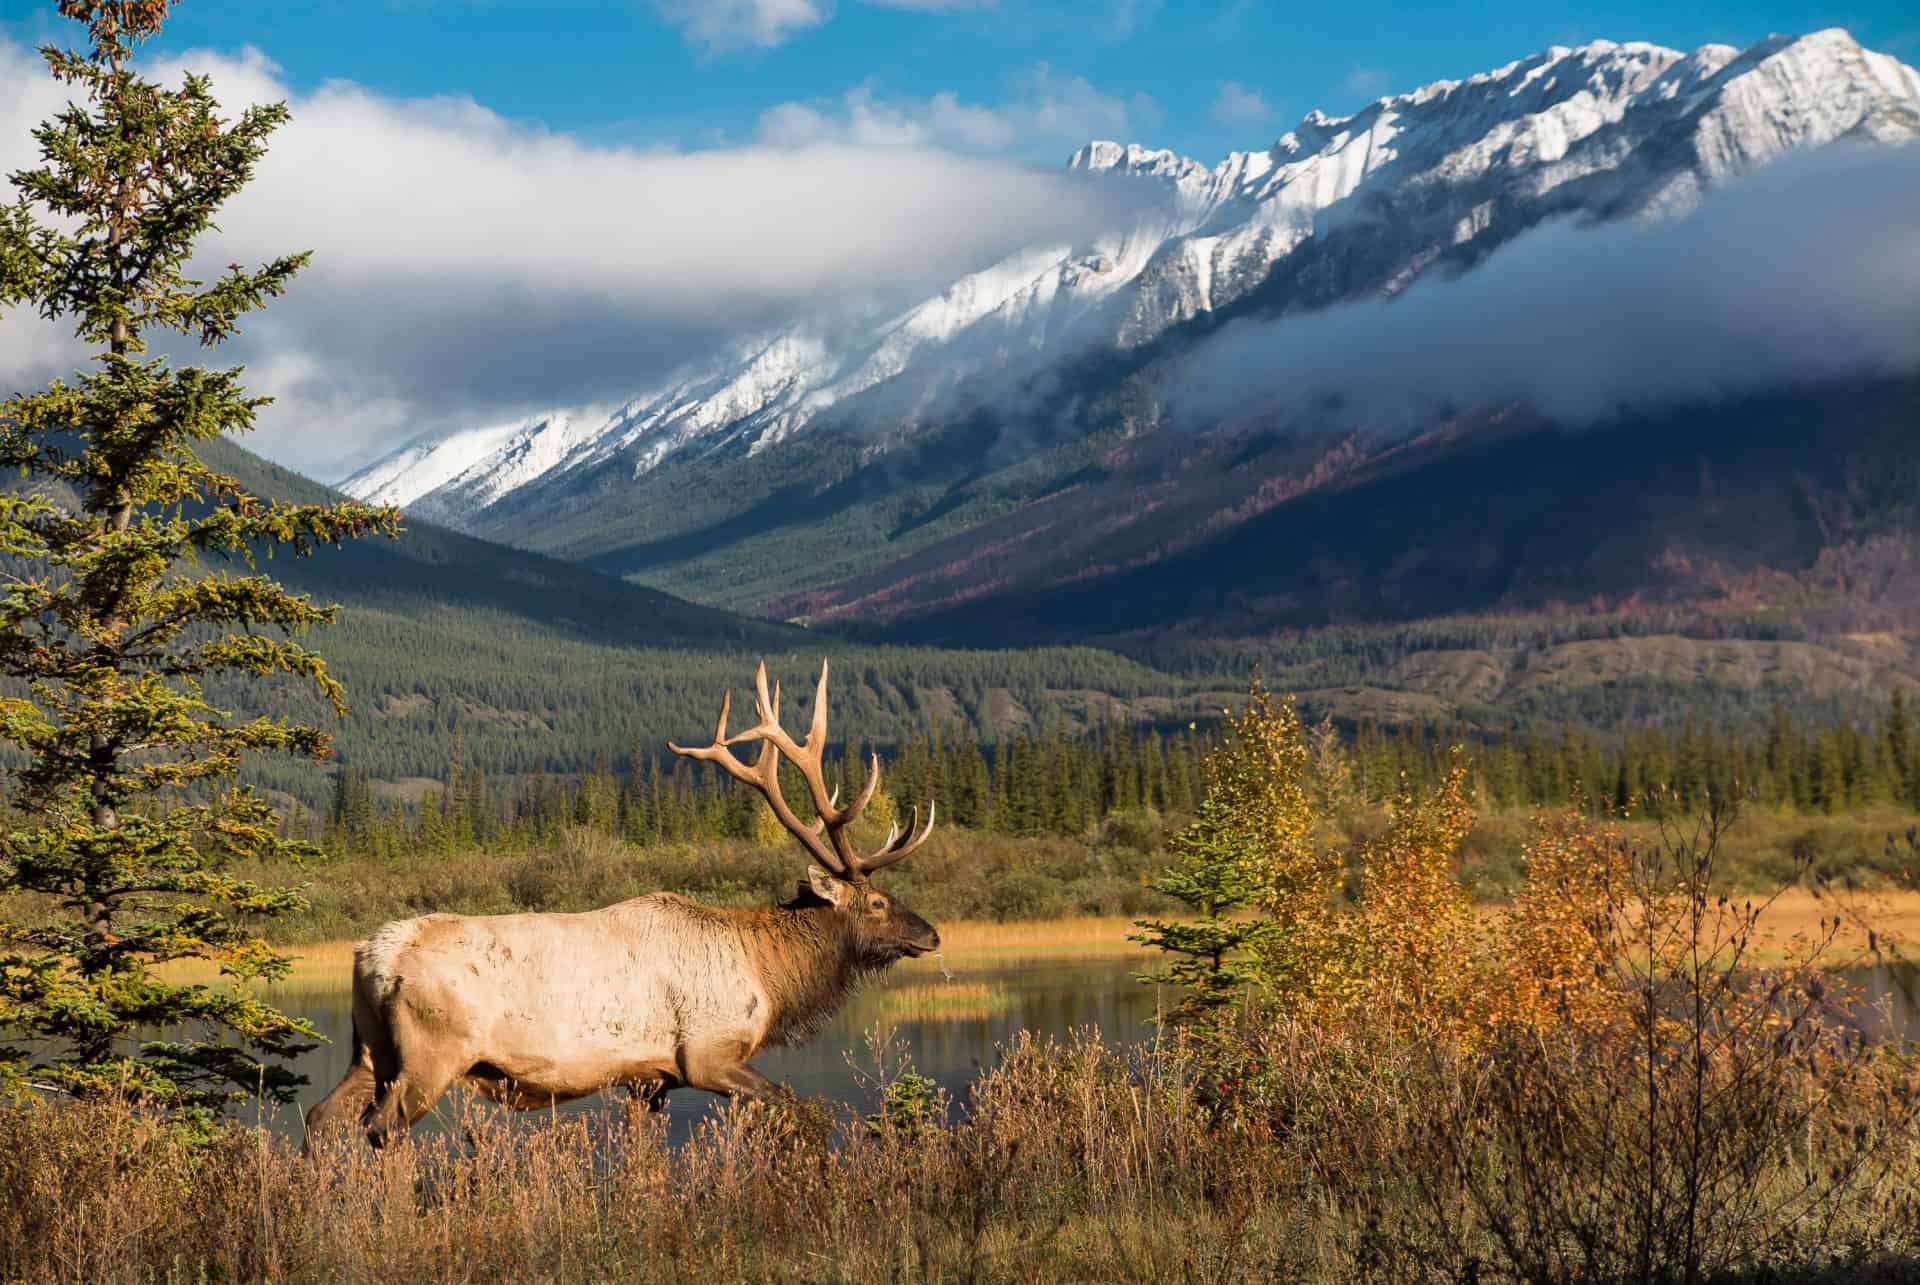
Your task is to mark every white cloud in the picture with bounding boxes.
[1210,80,1271,127]
[652,0,832,54]
[761,64,1158,153]
[1105,0,1161,39]
[1171,145,1920,433]
[1342,66,1390,98]
[0,37,1131,477]
[861,0,996,9]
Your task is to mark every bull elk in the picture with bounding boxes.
[305,659,939,1148]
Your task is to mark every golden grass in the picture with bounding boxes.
[152,891,1920,995]
[869,981,1013,1022]
[1746,887,1920,964]
[7,1001,1917,1283]
[156,939,358,993]
[932,914,1154,964]
[157,915,1156,992]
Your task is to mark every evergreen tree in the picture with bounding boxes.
[1810,730,1847,816]
[0,2,398,1118]
[1131,791,1272,1026]
[1888,690,1914,805]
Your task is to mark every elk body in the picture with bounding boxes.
[305,660,938,1149]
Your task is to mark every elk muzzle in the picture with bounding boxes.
[898,910,940,957]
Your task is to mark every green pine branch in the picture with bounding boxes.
[0,2,398,1119]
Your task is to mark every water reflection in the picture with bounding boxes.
[252,960,1920,1146]
[1842,961,1920,1043]
[265,957,1165,1145]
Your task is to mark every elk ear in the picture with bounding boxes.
[807,865,856,908]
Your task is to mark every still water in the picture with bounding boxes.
[249,958,1920,1145]
[259,955,1164,1144]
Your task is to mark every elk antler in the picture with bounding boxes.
[667,684,844,875]
[668,659,936,881]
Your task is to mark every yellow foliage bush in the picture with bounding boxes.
[1488,808,1631,1034]
[1351,755,1482,1039]
[1186,678,1769,1053]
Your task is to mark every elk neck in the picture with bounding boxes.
[740,902,887,1048]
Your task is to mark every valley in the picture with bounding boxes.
[6,7,1920,1278]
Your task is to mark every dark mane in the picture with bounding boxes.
[778,882,833,910]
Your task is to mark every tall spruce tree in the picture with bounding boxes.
[0,1,399,1118]
[1131,791,1274,1027]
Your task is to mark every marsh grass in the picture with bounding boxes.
[868,981,1013,1022]
[4,1006,1918,1284]
[155,915,1156,992]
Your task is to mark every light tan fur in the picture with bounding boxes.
[307,659,940,1150]
[305,882,935,1148]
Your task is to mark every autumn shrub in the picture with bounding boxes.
[2,990,1918,1282]
[1133,677,1920,1281]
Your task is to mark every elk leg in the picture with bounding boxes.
[304,1046,377,1149]
[680,1041,787,1101]
[361,999,465,1147]
[310,996,399,1153]
[363,1057,464,1147]
[624,1071,675,1112]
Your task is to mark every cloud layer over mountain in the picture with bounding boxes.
[1171,144,1920,432]
[0,38,1132,477]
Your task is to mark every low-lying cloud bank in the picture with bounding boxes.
[0,38,1135,477]
[1169,144,1920,432]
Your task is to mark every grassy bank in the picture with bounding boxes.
[164,914,1156,992]
[58,805,1920,994]
[266,824,1184,945]
[6,1009,1916,1283]
[168,806,1920,950]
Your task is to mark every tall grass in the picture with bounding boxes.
[8,807,1920,1280]
[3,1005,1915,1283]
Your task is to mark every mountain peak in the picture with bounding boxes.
[1068,140,1207,181]
[347,30,1920,541]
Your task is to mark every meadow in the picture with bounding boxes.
[15,802,1905,958]
[7,995,1919,1282]
[12,783,1920,1281]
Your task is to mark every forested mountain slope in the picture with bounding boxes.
[863,378,1920,643]
[203,432,1918,810]
[338,29,1920,632]
[203,439,1213,804]
[199,439,793,652]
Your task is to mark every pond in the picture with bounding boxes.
[243,955,1920,1145]
[259,954,1165,1144]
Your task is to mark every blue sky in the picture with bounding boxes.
[2,0,1918,479]
[5,0,1918,164]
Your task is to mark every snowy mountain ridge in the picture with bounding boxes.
[344,29,1920,528]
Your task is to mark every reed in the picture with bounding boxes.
[869,981,1013,1021]
[3,1004,1915,1284]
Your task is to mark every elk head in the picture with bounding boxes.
[669,659,940,964]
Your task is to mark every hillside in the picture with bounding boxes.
[198,439,794,653]
[204,436,1920,809]
[337,29,1920,631]
[860,378,1920,643]
[204,438,1215,803]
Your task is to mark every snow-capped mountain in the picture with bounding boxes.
[345,29,1920,530]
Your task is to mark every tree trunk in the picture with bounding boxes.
[83,48,136,968]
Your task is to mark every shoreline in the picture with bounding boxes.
[166,889,1920,991]
[168,914,1161,990]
